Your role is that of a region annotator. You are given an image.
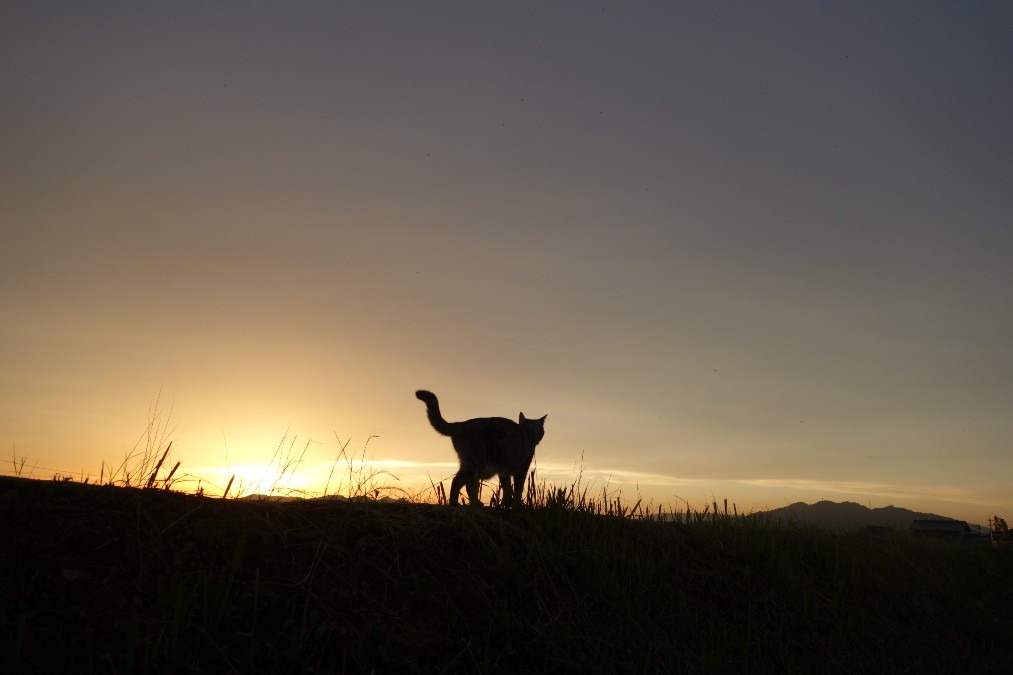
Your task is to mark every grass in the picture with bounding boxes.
[323,432,411,502]
[103,390,181,491]
[224,428,314,500]
[2,474,1012,673]
[4,401,1013,672]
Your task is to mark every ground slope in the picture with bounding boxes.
[2,476,1011,673]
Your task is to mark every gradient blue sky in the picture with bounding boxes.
[3,2,1011,521]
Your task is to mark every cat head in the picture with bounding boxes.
[519,413,547,446]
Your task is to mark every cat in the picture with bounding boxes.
[415,390,546,507]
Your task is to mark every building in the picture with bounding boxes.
[910,519,972,541]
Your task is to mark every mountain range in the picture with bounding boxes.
[762,500,957,530]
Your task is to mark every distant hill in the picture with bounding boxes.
[762,500,955,530]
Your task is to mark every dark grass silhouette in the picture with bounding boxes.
[3,475,1012,673]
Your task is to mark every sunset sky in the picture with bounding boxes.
[3,2,1011,523]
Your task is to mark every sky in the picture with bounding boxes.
[2,2,1012,523]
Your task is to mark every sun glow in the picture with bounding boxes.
[179,461,313,498]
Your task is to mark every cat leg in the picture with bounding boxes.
[465,474,481,506]
[512,471,527,508]
[449,471,469,506]
[499,473,514,507]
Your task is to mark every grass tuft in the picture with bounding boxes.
[105,389,181,490]
[323,433,409,502]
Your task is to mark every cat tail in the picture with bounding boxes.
[415,390,453,436]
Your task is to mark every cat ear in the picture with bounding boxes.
[519,413,527,423]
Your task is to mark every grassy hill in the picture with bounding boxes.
[2,475,1012,673]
